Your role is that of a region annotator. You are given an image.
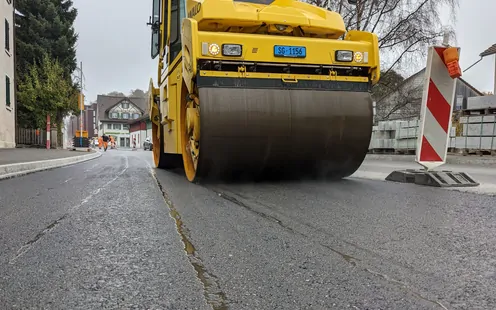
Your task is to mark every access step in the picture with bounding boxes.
[385,169,479,187]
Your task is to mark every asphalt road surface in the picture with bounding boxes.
[1,149,495,310]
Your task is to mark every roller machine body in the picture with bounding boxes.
[147,0,380,182]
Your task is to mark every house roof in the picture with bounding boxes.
[96,95,148,121]
[458,77,484,96]
[128,114,150,125]
[377,67,483,103]
[376,68,425,103]
[480,44,496,57]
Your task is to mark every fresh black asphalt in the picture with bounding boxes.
[1,149,495,309]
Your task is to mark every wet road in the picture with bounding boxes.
[1,149,495,309]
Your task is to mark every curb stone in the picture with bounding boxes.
[0,151,102,181]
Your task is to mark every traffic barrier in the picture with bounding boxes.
[386,45,479,188]
[416,46,459,170]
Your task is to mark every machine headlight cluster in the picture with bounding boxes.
[335,50,353,62]
[202,42,242,57]
[222,44,242,56]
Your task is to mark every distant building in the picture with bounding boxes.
[96,95,147,148]
[376,68,484,122]
[129,115,152,148]
[67,103,97,140]
[0,0,15,148]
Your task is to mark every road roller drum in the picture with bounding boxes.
[181,85,373,182]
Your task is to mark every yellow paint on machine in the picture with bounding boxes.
[147,0,381,182]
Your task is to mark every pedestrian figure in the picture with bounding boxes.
[102,134,109,151]
[110,136,116,149]
[98,136,103,150]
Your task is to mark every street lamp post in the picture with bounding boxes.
[79,62,83,148]
[73,62,85,148]
[463,44,496,94]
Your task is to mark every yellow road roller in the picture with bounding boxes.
[147,0,380,182]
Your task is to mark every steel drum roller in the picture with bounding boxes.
[191,87,373,180]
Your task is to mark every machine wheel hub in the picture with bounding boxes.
[185,99,200,171]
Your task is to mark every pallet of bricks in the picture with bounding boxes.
[369,119,420,154]
[451,95,496,155]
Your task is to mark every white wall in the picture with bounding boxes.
[130,129,148,148]
[0,1,15,148]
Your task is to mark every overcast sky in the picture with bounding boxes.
[72,0,496,103]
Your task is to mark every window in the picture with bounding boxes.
[113,124,121,130]
[107,124,112,129]
[133,113,140,119]
[111,112,118,119]
[4,19,9,53]
[150,0,161,59]
[5,75,11,107]
[169,0,184,62]
[122,113,129,119]
[122,102,129,109]
[123,124,129,130]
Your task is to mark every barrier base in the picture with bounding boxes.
[385,169,479,187]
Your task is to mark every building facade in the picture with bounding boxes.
[0,0,15,148]
[96,95,147,148]
[66,103,97,141]
[376,68,483,122]
[129,115,152,148]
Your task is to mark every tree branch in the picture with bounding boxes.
[362,0,378,31]
[379,0,430,46]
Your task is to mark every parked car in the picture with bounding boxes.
[143,137,153,151]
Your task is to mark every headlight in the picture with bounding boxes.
[335,50,353,62]
[222,44,242,56]
[208,43,220,56]
[275,24,288,31]
[354,52,363,63]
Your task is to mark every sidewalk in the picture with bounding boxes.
[366,153,496,166]
[356,154,496,196]
[0,148,101,180]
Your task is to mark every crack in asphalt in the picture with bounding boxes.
[9,156,128,265]
[211,188,360,267]
[217,184,433,278]
[149,168,228,310]
[212,188,450,310]
[365,268,449,310]
[9,214,68,264]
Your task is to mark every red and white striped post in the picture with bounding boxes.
[416,46,460,170]
[46,114,51,150]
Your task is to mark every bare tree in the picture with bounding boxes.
[375,70,424,121]
[308,0,458,76]
[372,69,405,100]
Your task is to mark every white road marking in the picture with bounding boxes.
[9,156,129,264]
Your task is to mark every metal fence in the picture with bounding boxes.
[16,127,59,148]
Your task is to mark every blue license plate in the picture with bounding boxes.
[274,45,306,58]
